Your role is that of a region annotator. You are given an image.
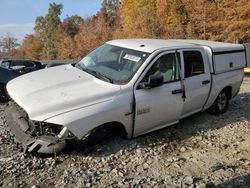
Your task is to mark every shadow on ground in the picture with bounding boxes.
[217,173,250,187]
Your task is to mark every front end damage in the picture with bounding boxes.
[5,102,75,154]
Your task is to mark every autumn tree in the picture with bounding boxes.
[34,3,63,59]
[63,15,83,37]
[54,31,76,59]
[21,35,43,59]
[156,0,189,38]
[102,0,120,27]
[183,0,250,43]
[119,0,160,38]
[54,23,76,59]
[217,0,250,43]
[53,16,83,59]
[74,7,113,57]
[8,48,24,59]
[34,16,46,42]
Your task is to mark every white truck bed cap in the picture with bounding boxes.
[107,39,245,53]
[174,39,245,53]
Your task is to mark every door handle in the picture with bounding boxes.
[202,80,210,85]
[172,89,183,94]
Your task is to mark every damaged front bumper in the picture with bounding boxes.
[5,102,68,154]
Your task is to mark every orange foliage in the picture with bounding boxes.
[54,24,76,59]
[74,10,112,57]
[21,35,43,60]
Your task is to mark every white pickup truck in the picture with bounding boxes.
[5,39,246,153]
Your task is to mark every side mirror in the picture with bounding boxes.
[140,74,164,89]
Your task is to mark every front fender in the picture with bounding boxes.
[44,100,133,139]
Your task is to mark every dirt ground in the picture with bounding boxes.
[1,77,250,188]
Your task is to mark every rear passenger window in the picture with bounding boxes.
[184,51,204,77]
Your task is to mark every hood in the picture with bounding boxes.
[7,64,121,121]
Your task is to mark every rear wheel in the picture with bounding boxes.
[208,90,229,115]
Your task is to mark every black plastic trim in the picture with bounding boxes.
[131,92,136,138]
[213,49,245,55]
[243,44,248,67]
[172,89,183,94]
[202,80,210,85]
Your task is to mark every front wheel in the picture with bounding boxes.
[208,90,229,115]
[82,125,107,145]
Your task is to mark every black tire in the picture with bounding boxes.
[0,84,9,103]
[82,126,107,145]
[208,90,229,115]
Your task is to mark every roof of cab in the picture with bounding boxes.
[107,39,245,53]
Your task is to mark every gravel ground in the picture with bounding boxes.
[1,77,250,188]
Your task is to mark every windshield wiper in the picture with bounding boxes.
[92,70,113,83]
[75,63,113,83]
[83,68,113,83]
[75,63,84,70]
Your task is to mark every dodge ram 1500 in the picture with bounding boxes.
[5,39,246,153]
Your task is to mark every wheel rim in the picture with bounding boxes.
[217,92,227,111]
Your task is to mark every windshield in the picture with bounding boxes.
[77,44,149,84]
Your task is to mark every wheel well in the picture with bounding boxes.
[223,86,232,99]
[101,122,127,138]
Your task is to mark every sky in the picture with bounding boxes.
[0,0,103,42]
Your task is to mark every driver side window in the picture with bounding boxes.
[143,53,180,83]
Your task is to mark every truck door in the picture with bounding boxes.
[179,49,211,117]
[133,51,184,137]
